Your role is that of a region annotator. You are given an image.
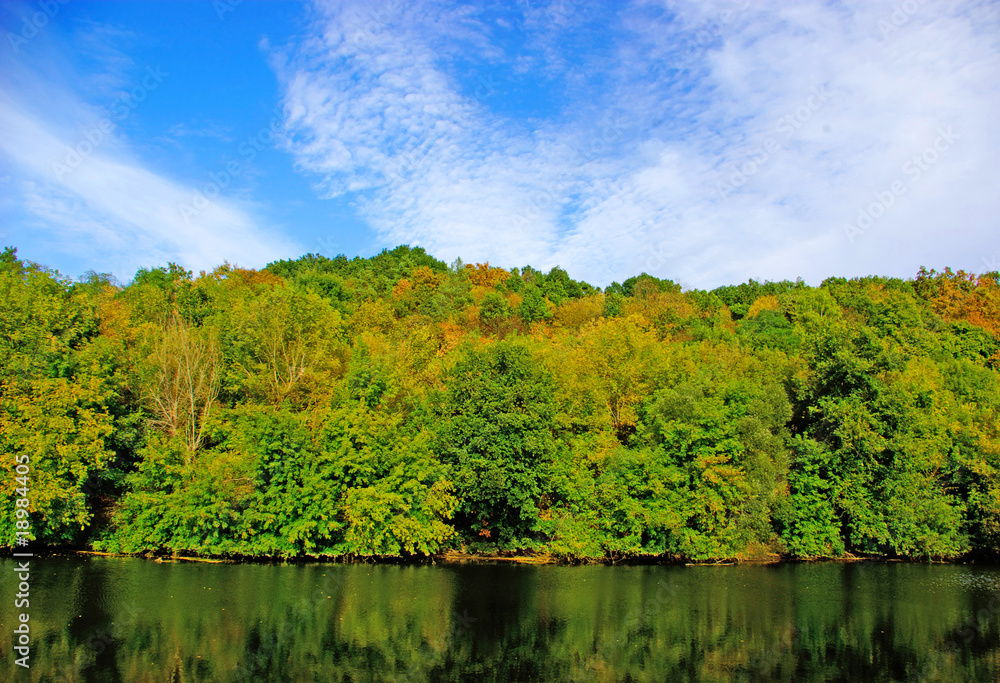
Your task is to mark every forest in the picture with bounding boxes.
[2,244,999,562]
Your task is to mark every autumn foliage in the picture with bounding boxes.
[2,245,999,561]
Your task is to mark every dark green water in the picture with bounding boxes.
[3,556,1000,682]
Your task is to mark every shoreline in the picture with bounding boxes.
[7,547,975,566]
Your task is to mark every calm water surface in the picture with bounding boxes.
[2,556,1000,681]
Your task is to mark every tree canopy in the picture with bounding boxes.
[3,245,999,562]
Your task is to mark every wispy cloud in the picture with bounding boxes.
[0,24,301,279]
[167,122,234,143]
[275,0,1000,288]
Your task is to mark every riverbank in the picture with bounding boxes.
[12,546,964,566]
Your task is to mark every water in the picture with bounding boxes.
[2,556,1000,681]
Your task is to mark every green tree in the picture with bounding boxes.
[0,255,118,545]
[439,342,556,546]
[479,291,511,335]
[517,285,551,325]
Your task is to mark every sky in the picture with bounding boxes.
[1,0,998,290]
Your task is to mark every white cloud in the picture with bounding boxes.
[0,60,301,280]
[276,0,1000,288]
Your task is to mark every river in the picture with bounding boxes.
[2,556,1000,681]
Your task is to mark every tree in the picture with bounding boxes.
[478,291,511,335]
[140,313,220,460]
[517,285,551,325]
[636,352,792,559]
[439,342,556,545]
[223,285,345,405]
[579,317,660,444]
[0,255,118,545]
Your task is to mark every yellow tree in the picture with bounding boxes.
[223,284,346,406]
[572,316,662,443]
[0,253,117,544]
[142,312,220,461]
[1,374,116,544]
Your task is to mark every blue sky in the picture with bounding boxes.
[2,0,998,289]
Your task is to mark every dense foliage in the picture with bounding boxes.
[2,244,999,561]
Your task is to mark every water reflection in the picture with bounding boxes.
[1,557,999,681]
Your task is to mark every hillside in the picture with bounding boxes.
[2,245,999,561]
